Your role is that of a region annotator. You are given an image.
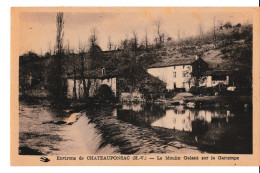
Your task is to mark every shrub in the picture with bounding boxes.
[190,86,215,96]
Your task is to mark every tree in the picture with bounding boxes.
[198,23,204,36]
[88,28,102,69]
[47,42,52,55]
[78,42,89,99]
[191,56,208,88]
[144,27,149,50]
[47,12,66,104]
[154,20,164,44]
[213,16,217,48]
[183,66,193,90]
[107,36,113,51]
[64,41,71,75]
[177,29,181,41]
[56,12,64,54]
[64,41,77,99]
[89,27,102,53]
[197,23,204,47]
[223,22,232,29]
[95,84,114,100]
[132,30,138,56]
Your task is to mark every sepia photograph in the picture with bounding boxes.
[10,7,260,166]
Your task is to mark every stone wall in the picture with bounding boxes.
[67,77,117,99]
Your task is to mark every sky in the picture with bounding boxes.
[19,8,253,55]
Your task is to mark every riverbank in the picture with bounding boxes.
[19,92,252,111]
[156,95,252,110]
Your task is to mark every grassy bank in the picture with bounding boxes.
[183,95,252,109]
[158,95,252,110]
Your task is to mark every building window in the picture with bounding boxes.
[173,66,176,70]
[182,72,186,77]
[173,72,176,78]
[173,82,176,89]
[183,65,185,69]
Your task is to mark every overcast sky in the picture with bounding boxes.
[19,8,253,55]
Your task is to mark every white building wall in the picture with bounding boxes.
[111,78,117,96]
[147,65,193,91]
[67,79,74,99]
[205,76,229,87]
[67,77,117,99]
[206,76,212,87]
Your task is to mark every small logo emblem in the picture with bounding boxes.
[40,156,50,162]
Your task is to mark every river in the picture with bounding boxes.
[19,101,252,155]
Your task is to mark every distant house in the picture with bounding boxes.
[66,65,166,100]
[66,68,117,99]
[147,55,208,91]
[203,70,230,87]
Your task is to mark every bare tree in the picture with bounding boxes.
[144,27,149,50]
[65,40,71,54]
[107,36,112,51]
[213,16,217,48]
[65,41,77,99]
[53,45,56,55]
[56,12,65,91]
[64,41,71,75]
[198,23,204,36]
[56,12,64,54]
[89,27,98,52]
[177,29,181,41]
[197,23,204,47]
[48,42,52,55]
[154,20,164,44]
[132,30,138,53]
[49,12,65,103]
[73,65,77,99]
[78,41,88,99]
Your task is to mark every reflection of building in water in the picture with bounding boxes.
[197,110,212,123]
[152,107,195,132]
[121,103,143,112]
[152,106,232,132]
[174,105,185,114]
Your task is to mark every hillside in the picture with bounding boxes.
[19,23,252,98]
[138,23,252,72]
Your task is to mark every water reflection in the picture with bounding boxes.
[122,103,143,112]
[117,103,166,127]
[119,103,236,132]
[116,103,252,154]
[118,103,235,132]
[152,108,194,131]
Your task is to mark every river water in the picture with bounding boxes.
[19,102,252,155]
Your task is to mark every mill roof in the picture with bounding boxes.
[149,55,199,68]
